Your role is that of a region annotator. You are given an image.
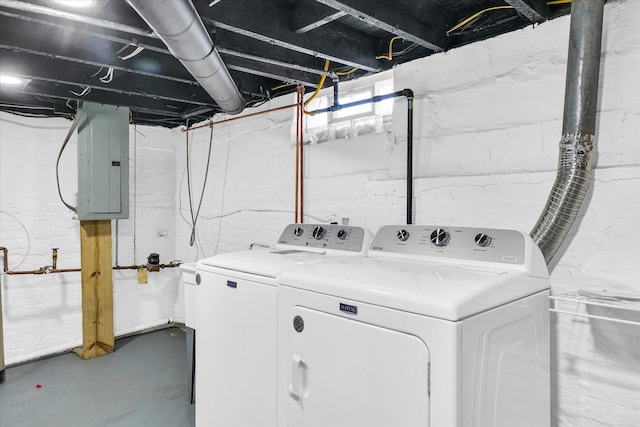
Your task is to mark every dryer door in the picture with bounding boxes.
[286,306,430,427]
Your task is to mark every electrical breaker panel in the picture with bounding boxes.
[77,102,129,220]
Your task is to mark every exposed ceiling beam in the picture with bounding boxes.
[295,11,346,34]
[0,0,156,38]
[218,57,319,91]
[0,97,74,118]
[206,18,380,72]
[1,85,186,119]
[0,8,331,85]
[201,0,381,71]
[217,46,333,78]
[214,28,339,76]
[0,50,216,108]
[0,9,171,54]
[0,43,197,86]
[291,0,347,34]
[504,0,548,23]
[226,61,317,89]
[315,0,444,52]
[183,106,216,119]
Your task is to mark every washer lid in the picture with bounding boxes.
[198,247,328,278]
[197,224,372,278]
[278,257,550,321]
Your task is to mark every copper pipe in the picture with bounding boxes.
[184,103,297,132]
[5,263,179,275]
[1,243,181,275]
[0,246,8,273]
[6,270,46,275]
[7,267,81,275]
[113,265,140,270]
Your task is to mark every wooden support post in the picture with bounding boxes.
[74,220,114,359]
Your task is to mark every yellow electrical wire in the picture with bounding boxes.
[336,67,359,76]
[271,82,296,91]
[447,1,572,36]
[446,5,514,35]
[303,59,331,116]
[375,36,404,60]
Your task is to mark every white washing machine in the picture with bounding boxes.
[194,223,372,427]
[277,225,550,427]
[179,262,197,404]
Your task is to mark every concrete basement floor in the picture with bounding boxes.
[0,327,194,427]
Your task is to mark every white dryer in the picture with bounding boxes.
[194,223,372,427]
[277,225,550,427]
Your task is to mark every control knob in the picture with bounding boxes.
[337,229,348,240]
[430,228,450,247]
[474,233,492,247]
[293,226,304,237]
[396,229,410,242]
[312,226,326,240]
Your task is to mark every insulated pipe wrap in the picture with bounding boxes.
[530,0,605,264]
[126,0,244,114]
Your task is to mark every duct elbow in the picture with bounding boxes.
[530,0,605,265]
[531,133,595,264]
[127,0,245,115]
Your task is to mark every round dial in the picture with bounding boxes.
[474,233,492,247]
[293,226,304,237]
[312,226,326,240]
[337,229,348,240]
[396,229,410,242]
[430,228,450,247]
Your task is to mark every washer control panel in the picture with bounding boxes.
[278,224,367,252]
[370,225,526,265]
[430,228,450,247]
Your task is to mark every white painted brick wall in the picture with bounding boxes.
[0,114,181,365]
[174,1,639,426]
[0,0,637,425]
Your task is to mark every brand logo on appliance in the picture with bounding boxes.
[339,303,358,315]
[227,280,237,288]
[372,246,383,251]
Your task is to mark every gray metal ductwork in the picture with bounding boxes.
[530,0,605,264]
[126,0,245,115]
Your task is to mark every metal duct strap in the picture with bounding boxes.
[530,0,605,264]
[126,0,245,115]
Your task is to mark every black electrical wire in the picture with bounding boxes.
[55,108,82,213]
[186,122,214,246]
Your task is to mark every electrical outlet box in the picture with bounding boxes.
[77,102,129,220]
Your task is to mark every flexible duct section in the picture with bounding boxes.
[126,0,245,115]
[530,0,605,264]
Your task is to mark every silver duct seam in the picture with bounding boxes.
[126,0,245,115]
[530,0,605,264]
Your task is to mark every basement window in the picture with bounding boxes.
[304,78,393,143]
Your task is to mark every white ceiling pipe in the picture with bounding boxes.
[126,0,245,115]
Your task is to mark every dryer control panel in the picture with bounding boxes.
[370,225,526,265]
[278,224,368,252]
